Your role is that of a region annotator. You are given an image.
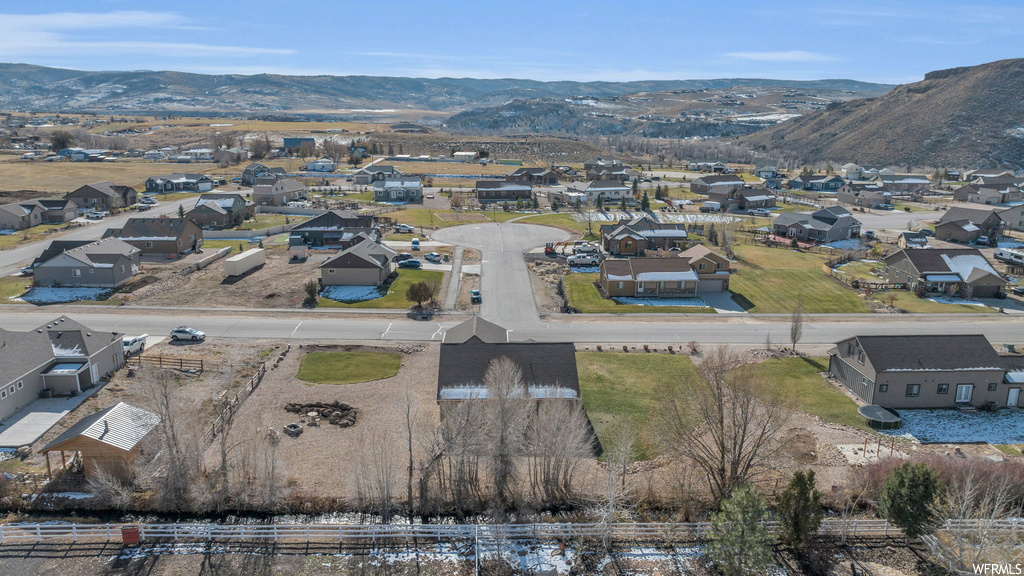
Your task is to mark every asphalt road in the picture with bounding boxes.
[0,197,196,277]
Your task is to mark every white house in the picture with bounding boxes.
[305,158,335,172]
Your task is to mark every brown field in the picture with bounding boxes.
[386,160,526,176]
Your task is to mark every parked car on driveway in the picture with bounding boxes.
[424,252,442,263]
[170,326,205,341]
[398,259,422,269]
[394,252,414,262]
[20,265,34,276]
[122,334,148,356]
[470,289,482,304]
[748,208,773,216]
[396,224,415,233]
[918,228,934,237]
[567,254,600,266]
[1010,286,1024,296]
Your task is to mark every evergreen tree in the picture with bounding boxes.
[388,143,394,156]
[708,486,774,576]
[398,144,403,155]
[532,197,539,209]
[640,191,650,211]
[177,204,184,219]
[632,179,639,197]
[596,195,603,210]
[619,197,627,211]
[880,462,944,540]
[655,184,663,199]
[708,223,718,245]
[777,470,823,550]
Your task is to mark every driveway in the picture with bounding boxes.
[431,222,569,325]
[699,292,749,314]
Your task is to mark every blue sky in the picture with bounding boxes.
[1,1,1021,84]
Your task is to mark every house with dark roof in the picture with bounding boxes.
[897,231,929,249]
[353,165,402,185]
[507,167,558,185]
[964,170,1012,182]
[373,178,423,203]
[586,165,640,182]
[688,161,728,173]
[0,200,45,230]
[772,207,861,243]
[64,181,138,211]
[33,238,140,288]
[185,193,254,228]
[583,156,624,172]
[253,178,305,206]
[39,402,159,479]
[837,182,890,208]
[599,246,730,298]
[828,335,1013,409]
[786,174,845,191]
[600,215,688,255]
[437,318,581,410]
[35,199,79,224]
[0,316,125,423]
[241,163,285,186]
[474,181,533,202]
[103,217,203,255]
[706,186,777,212]
[935,207,1002,243]
[290,210,380,247]
[690,174,744,195]
[144,173,214,194]
[320,239,396,286]
[871,173,931,193]
[952,184,1023,205]
[882,248,1005,299]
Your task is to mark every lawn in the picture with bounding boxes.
[576,351,699,460]
[296,351,402,385]
[0,276,31,300]
[516,212,601,240]
[0,224,73,250]
[729,269,870,313]
[565,273,715,314]
[317,269,444,308]
[232,214,307,230]
[831,260,882,283]
[387,161,515,176]
[391,208,526,229]
[731,244,831,270]
[870,290,996,314]
[747,357,872,433]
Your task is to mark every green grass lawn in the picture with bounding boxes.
[296,351,401,385]
[0,224,71,250]
[748,357,872,433]
[0,276,31,301]
[831,260,882,282]
[729,269,870,313]
[565,273,716,314]
[993,444,1024,456]
[317,269,444,308]
[576,352,699,460]
[870,290,996,314]
[233,215,307,230]
[732,244,831,270]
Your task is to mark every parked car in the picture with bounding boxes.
[20,265,35,276]
[977,236,991,246]
[1011,286,1024,296]
[573,243,599,255]
[170,326,206,341]
[864,230,875,240]
[396,224,415,233]
[470,289,482,304]
[398,259,422,269]
[918,228,934,237]
[394,252,415,262]
[140,196,157,205]
[137,204,151,211]
[567,254,600,266]
[122,334,148,356]
[748,208,773,216]
[424,252,442,263]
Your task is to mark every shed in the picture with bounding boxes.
[39,402,160,479]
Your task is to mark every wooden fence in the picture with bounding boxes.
[127,355,204,373]
[201,362,266,445]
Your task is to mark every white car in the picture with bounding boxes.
[396,224,415,233]
[122,334,148,356]
[567,254,600,266]
[170,327,206,341]
[140,196,158,205]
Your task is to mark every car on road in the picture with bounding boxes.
[170,327,205,341]
[748,208,774,216]
[425,193,434,199]
[469,289,482,304]
[424,252,442,263]
[137,204,151,211]
[122,334,148,356]
[20,265,35,275]
[140,196,157,205]
[399,259,422,269]
[411,238,420,250]
[394,252,414,262]
[396,224,415,233]
[567,254,600,266]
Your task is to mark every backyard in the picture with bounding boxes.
[565,273,716,314]
[747,357,871,432]
[317,269,444,309]
[296,351,402,385]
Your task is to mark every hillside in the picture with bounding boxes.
[740,58,1024,169]
[0,63,892,114]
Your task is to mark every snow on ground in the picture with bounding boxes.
[878,409,1024,444]
[568,266,600,274]
[998,240,1024,249]
[570,211,738,225]
[320,286,384,303]
[0,447,18,463]
[826,239,871,250]
[18,287,111,304]
[924,296,987,307]
[613,297,711,308]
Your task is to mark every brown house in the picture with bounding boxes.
[40,402,159,479]
[599,246,730,298]
[600,216,688,256]
[935,207,1001,243]
[64,181,138,211]
[706,186,777,212]
[474,181,533,202]
[506,167,558,185]
[185,193,254,229]
[690,174,744,195]
[104,217,203,255]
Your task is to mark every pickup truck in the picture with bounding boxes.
[748,208,774,216]
[122,334,148,356]
[567,254,600,266]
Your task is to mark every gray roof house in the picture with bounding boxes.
[253,178,305,206]
[787,174,845,191]
[103,217,203,255]
[64,182,138,211]
[353,165,402,185]
[0,200,45,230]
[475,181,533,202]
[291,210,380,247]
[185,193,254,228]
[241,163,285,186]
[690,174,744,195]
[144,173,215,194]
[881,248,1005,299]
[837,182,890,208]
[374,178,423,203]
[33,238,140,288]
[320,239,396,286]
[772,206,861,243]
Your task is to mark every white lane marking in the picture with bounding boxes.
[381,322,393,338]
[432,323,445,340]
[290,321,303,337]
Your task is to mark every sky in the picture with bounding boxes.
[1,1,1021,84]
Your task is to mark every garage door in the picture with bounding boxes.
[697,279,723,292]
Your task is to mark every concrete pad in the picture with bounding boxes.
[461,264,481,275]
[0,388,103,447]
[836,443,908,465]
[699,292,749,314]
[144,335,166,349]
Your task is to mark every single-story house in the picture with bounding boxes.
[951,185,1023,205]
[144,173,215,194]
[282,137,315,153]
[0,201,44,230]
[253,178,305,206]
[353,165,401,185]
[828,335,1013,409]
[600,215,688,255]
[475,181,532,202]
[560,180,632,205]
[305,158,335,172]
[787,174,845,191]
[64,182,138,211]
[374,178,423,203]
[897,231,929,249]
[103,217,203,255]
[33,238,140,288]
[599,245,730,297]
[290,210,380,247]
[872,174,931,193]
[882,248,1005,299]
[688,161,728,173]
[0,316,125,423]
[213,148,248,165]
[772,206,861,243]
[320,239,396,286]
[706,186,776,212]
[964,170,1013,183]
[935,207,1001,243]
[996,204,1024,232]
[837,182,890,208]
[587,166,640,182]
[186,193,254,228]
[690,174,744,195]
[583,156,624,172]
[507,167,558,185]
[39,402,159,479]
[754,164,779,179]
[35,199,79,223]
[970,176,1024,189]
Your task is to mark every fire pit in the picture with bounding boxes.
[283,423,304,437]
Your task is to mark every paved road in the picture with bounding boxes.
[0,197,196,277]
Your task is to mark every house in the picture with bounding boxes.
[599,245,730,297]
[374,178,423,203]
[970,176,1024,188]
[837,182,890,208]
[952,184,1023,205]
[935,207,1002,242]
[64,181,138,211]
[241,163,285,186]
[828,335,1012,409]
[872,174,931,193]
[0,316,126,423]
[570,180,632,204]
[753,164,779,180]
[182,148,214,162]
[688,161,728,173]
[144,173,215,194]
[600,215,688,255]
[33,238,140,288]
[690,174,744,195]
[787,174,845,191]
[436,318,580,409]
[282,137,315,153]
[964,170,1013,182]
[0,200,44,230]
[587,165,640,182]
[213,148,248,165]
[706,186,777,212]
[320,239,396,286]
[897,231,929,249]
[453,151,479,162]
[584,156,624,172]
[882,248,1005,299]
[103,217,203,255]
[352,165,399,185]
[507,167,558,185]
[39,402,159,479]
[35,199,79,223]
[305,157,335,172]
[253,178,306,206]
[185,193,254,228]
[474,181,532,203]
[840,163,863,180]
[772,207,862,243]
[290,210,380,247]
[143,150,165,160]
[996,204,1024,232]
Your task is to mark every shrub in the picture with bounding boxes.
[880,462,944,539]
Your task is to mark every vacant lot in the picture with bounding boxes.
[0,223,79,250]
[565,273,716,314]
[318,268,444,309]
[296,351,402,385]
[0,156,211,193]
[387,160,517,176]
[391,208,525,229]
[748,357,870,432]
[230,214,307,230]
[870,290,996,314]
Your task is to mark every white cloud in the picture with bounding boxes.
[724,50,837,63]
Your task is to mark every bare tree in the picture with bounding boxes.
[354,430,397,521]
[658,348,791,503]
[591,426,638,549]
[249,134,273,159]
[87,465,135,511]
[139,369,203,511]
[931,467,1024,570]
[482,357,532,511]
[526,400,592,507]
[790,299,804,352]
